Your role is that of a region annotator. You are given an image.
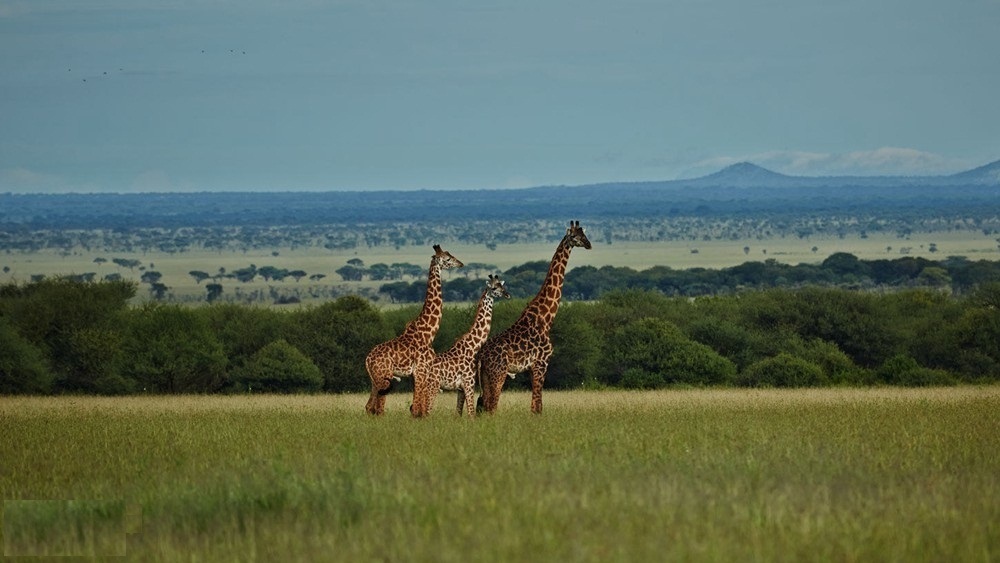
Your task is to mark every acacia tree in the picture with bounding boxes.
[189,270,210,284]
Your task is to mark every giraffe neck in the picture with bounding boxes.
[404,257,443,346]
[521,237,573,335]
[463,290,496,349]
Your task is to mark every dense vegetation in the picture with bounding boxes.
[392,252,1000,302]
[3,277,998,396]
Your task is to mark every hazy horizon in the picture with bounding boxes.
[3,1,999,194]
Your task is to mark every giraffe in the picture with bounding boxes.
[429,274,511,417]
[364,244,463,417]
[476,220,592,414]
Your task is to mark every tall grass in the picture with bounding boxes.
[2,388,998,561]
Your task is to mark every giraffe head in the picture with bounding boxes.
[486,274,512,301]
[432,244,464,270]
[564,220,592,250]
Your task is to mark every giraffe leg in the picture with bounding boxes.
[461,377,476,417]
[365,375,392,415]
[478,370,505,414]
[411,364,432,418]
[530,360,548,414]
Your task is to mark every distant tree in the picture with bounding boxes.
[149,282,169,300]
[335,264,365,282]
[308,274,326,282]
[189,270,210,284]
[140,271,162,284]
[916,267,951,288]
[289,270,308,282]
[112,258,142,270]
[231,265,257,283]
[368,263,391,280]
[258,265,284,281]
[206,283,223,303]
[93,257,108,266]
[743,246,750,255]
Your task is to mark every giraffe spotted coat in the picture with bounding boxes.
[477,221,592,414]
[364,244,463,417]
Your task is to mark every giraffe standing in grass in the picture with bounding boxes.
[477,221,592,414]
[430,274,510,417]
[365,244,463,417]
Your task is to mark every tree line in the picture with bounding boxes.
[2,277,998,396]
[383,253,1000,302]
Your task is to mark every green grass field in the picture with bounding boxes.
[2,387,998,561]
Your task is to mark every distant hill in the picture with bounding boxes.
[582,159,1000,191]
[2,159,998,229]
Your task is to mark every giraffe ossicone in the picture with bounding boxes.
[364,244,463,416]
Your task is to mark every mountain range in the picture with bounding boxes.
[2,159,998,229]
[584,159,1000,191]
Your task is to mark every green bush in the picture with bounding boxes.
[0,278,135,391]
[737,353,827,387]
[117,304,228,393]
[231,340,323,393]
[620,367,664,389]
[603,317,736,387]
[876,355,956,387]
[0,317,53,394]
[286,296,392,392]
[546,306,601,389]
[202,304,287,374]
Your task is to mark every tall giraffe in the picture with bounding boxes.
[477,221,592,414]
[364,244,463,416]
[429,274,510,417]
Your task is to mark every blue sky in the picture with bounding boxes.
[2,0,999,192]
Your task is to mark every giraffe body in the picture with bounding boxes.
[477,221,591,414]
[364,244,463,417]
[430,275,510,417]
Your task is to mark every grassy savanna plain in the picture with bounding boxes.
[2,388,998,561]
[2,230,997,305]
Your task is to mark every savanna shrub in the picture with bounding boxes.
[737,353,826,387]
[619,367,664,389]
[232,339,323,393]
[287,296,392,392]
[117,304,228,393]
[603,317,736,387]
[876,354,956,387]
[0,317,52,394]
[546,307,601,388]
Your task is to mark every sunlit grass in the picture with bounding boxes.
[2,388,998,561]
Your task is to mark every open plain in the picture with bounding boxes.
[2,387,998,560]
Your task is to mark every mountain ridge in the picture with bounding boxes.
[617,159,1000,190]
